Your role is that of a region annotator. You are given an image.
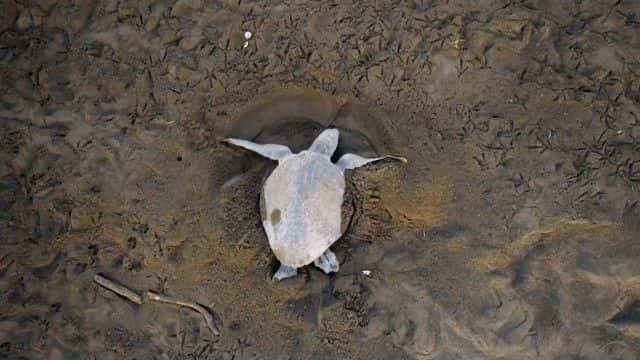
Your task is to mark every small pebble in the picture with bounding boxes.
[361,270,371,276]
[16,11,32,30]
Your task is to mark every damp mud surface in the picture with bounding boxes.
[2,0,640,359]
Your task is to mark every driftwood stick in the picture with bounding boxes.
[93,274,143,305]
[146,290,220,336]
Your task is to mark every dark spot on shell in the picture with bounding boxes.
[271,209,281,225]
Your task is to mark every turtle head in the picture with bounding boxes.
[308,128,339,157]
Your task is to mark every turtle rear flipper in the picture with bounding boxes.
[313,250,339,274]
[273,264,298,281]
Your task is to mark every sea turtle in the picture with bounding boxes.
[224,129,406,281]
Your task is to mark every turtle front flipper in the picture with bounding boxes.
[336,153,407,173]
[273,264,298,281]
[313,250,339,274]
[224,138,292,161]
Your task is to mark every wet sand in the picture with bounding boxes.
[1,0,640,358]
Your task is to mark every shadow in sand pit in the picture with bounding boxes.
[225,88,399,159]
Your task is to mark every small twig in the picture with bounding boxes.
[93,274,220,336]
[146,291,220,336]
[94,274,143,305]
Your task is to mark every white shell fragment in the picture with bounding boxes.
[243,31,252,49]
[362,270,372,276]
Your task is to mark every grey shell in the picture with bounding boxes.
[259,150,345,267]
